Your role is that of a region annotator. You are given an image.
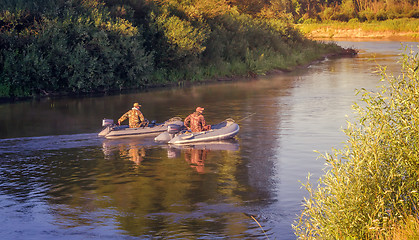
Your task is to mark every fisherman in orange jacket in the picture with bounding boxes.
[118,102,146,128]
[184,107,211,132]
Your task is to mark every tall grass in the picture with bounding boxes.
[293,46,419,239]
[382,216,419,240]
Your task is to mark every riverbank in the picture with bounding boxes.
[0,41,355,104]
[296,18,419,39]
[1,0,367,101]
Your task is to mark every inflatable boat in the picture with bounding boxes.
[154,119,239,144]
[99,117,184,139]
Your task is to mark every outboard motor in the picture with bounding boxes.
[98,119,115,137]
[167,124,181,134]
[154,124,182,143]
[102,119,114,127]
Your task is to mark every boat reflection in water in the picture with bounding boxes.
[102,137,239,171]
[167,139,240,173]
[102,137,152,166]
[66,137,243,238]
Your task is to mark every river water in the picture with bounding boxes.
[0,40,417,239]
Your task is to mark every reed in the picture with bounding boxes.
[386,216,419,240]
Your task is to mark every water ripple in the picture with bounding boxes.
[0,133,102,154]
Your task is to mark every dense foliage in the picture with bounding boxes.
[0,0,344,99]
[229,0,419,23]
[0,0,152,97]
[293,48,419,239]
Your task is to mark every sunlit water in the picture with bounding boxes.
[0,40,418,239]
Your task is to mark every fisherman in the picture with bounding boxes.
[184,107,211,132]
[118,102,147,128]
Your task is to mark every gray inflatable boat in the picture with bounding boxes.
[154,119,239,144]
[99,117,184,139]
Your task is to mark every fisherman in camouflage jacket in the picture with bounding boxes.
[184,107,211,132]
[118,102,146,128]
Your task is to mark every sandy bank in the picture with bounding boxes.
[307,28,418,39]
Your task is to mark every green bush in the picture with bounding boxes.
[408,9,419,18]
[319,7,335,21]
[331,12,351,22]
[147,9,209,68]
[0,0,153,98]
[358,10,377,22]
[376,9,389,21]
[294,47,419,239]
[0,0,65,14]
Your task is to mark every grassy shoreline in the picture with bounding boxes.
[150,42,353,85]
[296,18,419,39]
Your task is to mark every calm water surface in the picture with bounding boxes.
[0,40,417,239]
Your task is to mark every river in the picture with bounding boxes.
[0,40,417,239]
